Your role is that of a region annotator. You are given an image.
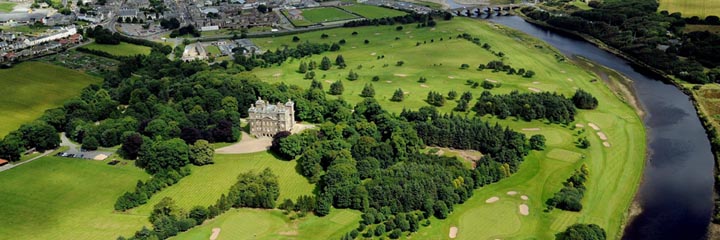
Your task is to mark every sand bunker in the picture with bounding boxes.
[603,142,611,147]
[370,52,376,56]
[431,28,436,31]
[588,123,600,131]
[351,46,357,49]
[528,88,541,93]
[485,196,500,203]
[374,32,381,35]
[560,70,567,73]
[420,84,429,88]
[394,73,408,77]
[385,80,393,83]
[532,81,540,84]
[507,191,517,196]
[448,76,456,79]
[94,154,108,160]
[485,79,498,83]
[272,73,282,77]
[522,128,541,131]
[519,204,529,216]
[449,226,458,239]
[521,195,529,200]
[324,80,333,83]
[596,132,608,140]
[210,228,221,240]
[405,31,412,34]
[404,91,410,94]
[575,123,585,128]
[567,78,574,81]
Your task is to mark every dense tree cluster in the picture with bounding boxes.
[425,91,445,106]
[556,223,606,240]
[522,0,719,83]
[84,26,172,55]
[546,165,589,211]
[473,90,577,123]
[572,89,598,109]
[234,41,340,70]
[342,12,443,28]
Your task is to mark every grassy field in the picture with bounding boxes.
[131,151,315,215]
[174,208,361,240]
[251,17,645,239]
[0,2,16,12]
[659,0,720,17]
[83,42,152,56]
[300,7,359,23]
[0,62,100,137]
[340,4,407,19]
[0,156,149,239]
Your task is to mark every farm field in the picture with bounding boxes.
[0,62,100,137]
[132,151,315,215]
[83,42,152,56]
[0,156,149,239]
[251,17,644,239]
[300,7,359,23]
[173,208,361,240]
[340,4,407,19]
[658,0,720,17]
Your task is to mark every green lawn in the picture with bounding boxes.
[0,2,16,12]
[0,156,149,239]
[0,62,100,137]
[251,17,645,239]
[281,10,315,27]
[300,7,359,23]
[131,151,315,215]
[173,208,361,240]
[341,4,407,19]
[206,45,221,56]
[84,42,152,56]
[659,0,720,17]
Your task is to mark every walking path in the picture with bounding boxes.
[0,150,53,173]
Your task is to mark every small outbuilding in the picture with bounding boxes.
[0,158,9,166]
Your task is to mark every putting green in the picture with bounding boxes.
[456,201,523,239]
[546,149,583,163]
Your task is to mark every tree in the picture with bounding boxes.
[0,134,25,161]
[189,140,213,165]
[140,138,189,174]
[454,99,469,112]
[372,76,380,82]
[320,56,332,70]
[189,206,209,224]
[529,134,546,150]
[298,61,307,73]
[257,4,268,13]
[460,63,470,69]
[347,70,358,80]
[330,42,340,51]
[523,70,535,78]
[18,121,60,151]
[329,80,344,95]
[434,200,449,219]
[556,224,606,240]
[335,55,346,68]
[82,136,99,150]
[271,131,292,154]
[482,80,495,89]
[120,132,143,159]
[391,89,405,102]
[361,84,375,97]
[364,39,369,44]
[447,90,457,100]
[418,77,427,83]
[572,89,598,109]
[396,61,404,66]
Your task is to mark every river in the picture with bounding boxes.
[485,15,715,240]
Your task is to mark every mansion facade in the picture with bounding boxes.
[247,97,295,137]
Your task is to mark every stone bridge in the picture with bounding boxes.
[449,3,525,16]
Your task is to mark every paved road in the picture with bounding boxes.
[0,150,53,173]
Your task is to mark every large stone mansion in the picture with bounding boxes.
[247,97,295,137]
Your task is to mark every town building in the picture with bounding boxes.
[247,97,294,137]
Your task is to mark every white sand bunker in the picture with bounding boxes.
[394,73,408,77]
[431,27,436,31]
[560,70,567,73]
[420,84,429,88]
[575,123,585,128]
[532,81,540,84]
[485,196,500,203]
[210,228,221,240]
[352,46,357,49]
[519,204,529,216]
[370,52,376,56]
[567,78,574,81]
[449,226,458,239]
[404,91,411,94]
[385,80,393,83]
[374,32,381,35]
[588,123,600,131]
[448,76,456,79]
[603,142,611,147]
[528,87,541,93]
[522,128,541,131]
[507,191,518,196]
[485,79,498,83]
[266,40,273,43]
[324,80,333,83]
[272,73,282,77]
[521,195,529,200]
[596,132,608,140]
[405,31,412,34]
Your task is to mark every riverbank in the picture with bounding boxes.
[514,8,720,238]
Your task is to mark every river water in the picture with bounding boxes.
[485,16,715,240]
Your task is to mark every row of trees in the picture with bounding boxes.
[473,90,578,123]
[546,164,589,211]
[556,223,606,240]
[235,41,341,70]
